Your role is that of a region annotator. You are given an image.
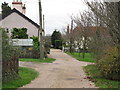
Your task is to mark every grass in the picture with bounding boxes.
[67,52,95,63]
[2,67,39,89]
[19,58,56,63]
[84,65,120,89]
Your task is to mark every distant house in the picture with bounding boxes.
[0,0,40,38]
[73,26,109,38]
[64,26,109,52]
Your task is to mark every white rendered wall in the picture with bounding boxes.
[1,12,39,38]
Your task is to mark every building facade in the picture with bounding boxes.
[0,0,39,38]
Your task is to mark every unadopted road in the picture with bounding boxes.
[19,49,97,88]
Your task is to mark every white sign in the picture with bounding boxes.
[12,39,33,46]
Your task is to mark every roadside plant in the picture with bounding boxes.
[1,28,19,82]
[11,28,28,39]
[97,46,120,80]
[31,36,39,50]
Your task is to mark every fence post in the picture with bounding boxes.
[0,29,2,89]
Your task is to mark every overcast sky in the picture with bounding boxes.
[0,0,88,35]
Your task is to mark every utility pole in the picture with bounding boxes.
[39,0,44,59]
[70,19,73,53]
[43,15,45,31]
[0,30,2,90]
[71,20,73,32]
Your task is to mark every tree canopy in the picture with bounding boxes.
[51,30,62,49]
[2,2,11,19]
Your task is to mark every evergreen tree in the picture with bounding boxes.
[51,30,62,49]
[2,2,11,19]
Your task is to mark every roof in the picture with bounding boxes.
[2,8,40,28]
[73,26,109,37]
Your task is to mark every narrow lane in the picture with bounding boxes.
[19,49,97,88]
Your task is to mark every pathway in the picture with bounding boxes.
[19,49,97,88]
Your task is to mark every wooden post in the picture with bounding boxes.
[0,29,2,89]
[70,19,73,53]
[39,0,44,59]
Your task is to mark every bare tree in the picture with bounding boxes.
[85,1,120,44]
[62,24,75,53]
[83,0,120,61]
[73,11,93,58]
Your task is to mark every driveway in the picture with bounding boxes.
[19,49,97,88]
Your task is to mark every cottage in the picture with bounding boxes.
[0,0,40,38]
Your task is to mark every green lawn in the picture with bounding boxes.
[19,58,56,63]
[2,67,39,89]
[67,52,95,63]
[84,65,120,88]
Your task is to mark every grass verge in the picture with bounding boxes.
[83,65,120,88]
[67,52,95,63]
[19,58,56,63]
[2,67,39,89]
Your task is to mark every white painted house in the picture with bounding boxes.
[0,0,39,38]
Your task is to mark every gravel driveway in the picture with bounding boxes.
[19,49,97,88]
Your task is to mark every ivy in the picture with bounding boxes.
[11,28,28,39]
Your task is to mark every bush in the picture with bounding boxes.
[19,47,40,59]
[97,46,120,80]
[1,28,19,82]
[11,28,28,39]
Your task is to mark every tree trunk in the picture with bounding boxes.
[118,2,120,70]
[82,37,87,59]
[69,44,72,53]
[78,47,81,57]
[69,38,73,53]
[82,44,85,59]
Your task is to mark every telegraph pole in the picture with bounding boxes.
[69,19,73,53]
[43,15,45,31]
[39,0,44,59]
[71,19,73,32]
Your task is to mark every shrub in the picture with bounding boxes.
[19,47,40,59]
[1,28,19,82]
[97,46,120,80]
[30,36,39,50]
[11,28,28,39]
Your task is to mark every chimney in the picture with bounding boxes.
[22,4,26,14]
[12,0,26,14]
